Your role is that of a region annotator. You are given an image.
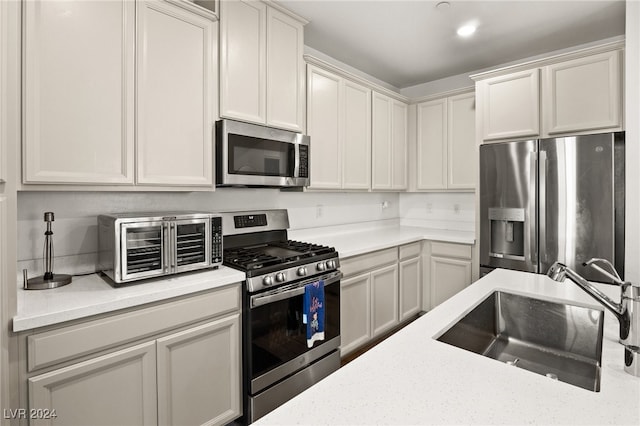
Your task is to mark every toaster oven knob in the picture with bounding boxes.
[297,267,307,277]
[263,276,274,286]
[275,272,286,282]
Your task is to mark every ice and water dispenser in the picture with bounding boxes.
[488,208,526,261]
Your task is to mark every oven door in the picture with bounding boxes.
[120,221,166,282]
[171,218,210,274]
[247,270,341,395]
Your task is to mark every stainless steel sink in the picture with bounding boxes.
[436,291,604,392]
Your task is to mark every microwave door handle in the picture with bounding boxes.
[293,142,300,178]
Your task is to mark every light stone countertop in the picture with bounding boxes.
[256,268,640,425]
[13,266,245,332]
[289,222,475,259]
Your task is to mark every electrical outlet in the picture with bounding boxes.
[316,204,323,218]
[426,203,432,214]
[453,204,460,214]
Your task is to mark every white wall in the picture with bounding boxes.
[17,190,399,275]
[625,0,639,283]
[399,192,475,232]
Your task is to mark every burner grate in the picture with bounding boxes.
[223,240,335,271]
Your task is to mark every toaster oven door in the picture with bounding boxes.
[172,218,210,273]
[120,221,167,281]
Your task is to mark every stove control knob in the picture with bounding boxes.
[326,260,336,269]
[275,272,286,282]
[316,262,326,272]
[263,276,274,286]
[297,267,307,277]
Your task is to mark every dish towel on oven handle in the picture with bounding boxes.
[303,280,325,348]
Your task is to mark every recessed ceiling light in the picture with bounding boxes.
[457,24,477,37]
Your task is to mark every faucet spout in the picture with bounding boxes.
[547,260,639,377]
[547,262,626,320]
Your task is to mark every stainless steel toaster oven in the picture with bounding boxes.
[98,212,222,285]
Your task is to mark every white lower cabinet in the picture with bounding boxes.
[399,243,422,321]
[371,263,399,337]
[29,342,158,426]
[425,241,472,310]
[340,243,421,357]
[340,272,372,356]
[22,285,242,426]
[156,315,241,426]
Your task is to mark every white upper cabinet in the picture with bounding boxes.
[447,92,476,189]
[306,65,372,190]
[136,0,215,186]
[415,90,475,191]
[474,43,624,142]
[478,69,540,141]
[266,6,305,132]
[220,0,266,125]
[416,98,447,190]
[372,92,407,191]
[543,50,622,135]
[307,65,342,189]
[23,0,135,184]
[342,80,372,189]
[220,0,305,132]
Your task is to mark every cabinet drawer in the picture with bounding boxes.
[27,284,240,372]
[341,247,397,277]
[399,242,421,260]
[430,242,472,260]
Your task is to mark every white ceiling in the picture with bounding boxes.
[277,0,626,89]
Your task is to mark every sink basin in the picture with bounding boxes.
[436,291,604,392]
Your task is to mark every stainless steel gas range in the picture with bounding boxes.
[221,210,341,423]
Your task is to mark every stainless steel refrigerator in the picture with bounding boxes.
[479,132,624,282]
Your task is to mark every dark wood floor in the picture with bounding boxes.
[340,313,422,366]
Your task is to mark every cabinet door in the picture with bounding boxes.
[340,272,371,356]
[220,0,266,124]
[448,92,476,189]
[391,100,408,190]
[157,314,241,426]
[372,93,392,190]
[430,256,471,308]
[342,80,371,190]
[371,263,399,337]
[479,69,540,141]
[29,342,157,426]
[307,66,342,189]
[266,6,304,132]
[543,50,622,136]
[416,98,447,189]
[136,1,214,186]
[399,257,421,321]
[23,0,134,184]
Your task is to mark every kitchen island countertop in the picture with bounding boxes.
[256,268,640,425]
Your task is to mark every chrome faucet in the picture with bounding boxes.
[547,258,640,377]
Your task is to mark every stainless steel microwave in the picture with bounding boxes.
[216,119,310,187]
[98,212,223,285]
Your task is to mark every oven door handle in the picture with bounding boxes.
[250,271,342,308]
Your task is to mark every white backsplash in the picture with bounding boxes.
[17,190,400,275]
[398,192,475,232]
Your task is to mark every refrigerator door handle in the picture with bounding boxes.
[529,152,538,269]
[539,150,548,267]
